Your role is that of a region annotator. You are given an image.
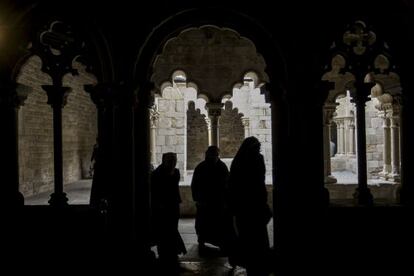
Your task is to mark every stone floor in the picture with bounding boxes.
[25,180,275,275]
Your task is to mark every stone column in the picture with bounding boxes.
[349,121,355,155]
[336,120,344,155]
[323,104,337,183]
[43,85,72,207]
[149,106,159,166]
[206,103,223,147]
[242,117,250,138]
[379,110,391,180]
[350,80,374,206]
[85,83,117,208]
[390,108,400,182]
[205,117,212,146]
[0,82,32,206]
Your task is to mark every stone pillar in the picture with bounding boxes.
[350,80,374,206]
[149,106,159,166]
[85,83,116,208]
[379,110,391,180]
[242,117,250,138]
[390,108,400,182]
[206,103,223,147]
[336,120,344,155]
[205,117,212,146]
[343,119,349,154]
[349,121,355,155]
[323,104,337,183]
[43,85,72,207]
[0,82,32,206]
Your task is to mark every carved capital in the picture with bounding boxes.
[323,103,337,125]
[206,102,223,117]
[350,80,375,105]
[149,105,160,128]
[42,85,72,108]
[241,117,250,127]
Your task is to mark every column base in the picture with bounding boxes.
[48,192,69,207]
[389,173,400,183]
[324,175,337,184]
[353,187,374,206]
[379,171,390,181]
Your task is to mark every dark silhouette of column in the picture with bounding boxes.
[43,85,71,207]
[350,80,374,206]
[323,104,338,184]
[398,92,414,205]
[0,81,32,206]
[206,103,223,147]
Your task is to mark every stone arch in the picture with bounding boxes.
[133,7,287,102]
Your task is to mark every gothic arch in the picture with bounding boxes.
[132,7,288,102]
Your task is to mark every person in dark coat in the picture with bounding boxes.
[228,136,272,276]
[191,146,236,260]
[150,152,186,273]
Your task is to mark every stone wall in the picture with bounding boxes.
[219,101,244,158]
[187,101,208,170]
[17,56,97,197]
[155,86,186,179]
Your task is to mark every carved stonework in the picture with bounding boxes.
[151,26,268,102]
[241,117,250,127]
[149,106,160,128]
[343,21,376,55]
[206,103,223,117]
[323,104,337,125]
[31,21,84,84]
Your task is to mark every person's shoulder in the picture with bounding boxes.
[218,159,228,169]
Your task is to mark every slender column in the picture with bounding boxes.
[349,121,355,155]
[149,106,159,166]
[323,104,337,183]
[205,117,212,146]
[343,119,349,154]
[379,110,391,179]
[337,120,344,154]
[350,80,374,206]
[390,108,400,182]
[43,85,71,207]
[206,103,223,147]
[0,82,32,206]
[242,117,250,138]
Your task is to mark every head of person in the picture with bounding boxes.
[162,152,177,171]
[240,136,261,155]
[205,146,220,163]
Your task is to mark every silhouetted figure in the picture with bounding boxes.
[150,152,186,274]
[191,146,237,262]
[89,138,107,208]
[228,136,272,276]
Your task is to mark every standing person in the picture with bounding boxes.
[191,146,236,262]
[150,152,186,274]
[228,136,272,276]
